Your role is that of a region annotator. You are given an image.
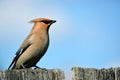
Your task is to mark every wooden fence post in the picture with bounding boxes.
[72,67,120,80]
[0,68,65,80]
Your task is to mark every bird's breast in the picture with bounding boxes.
[29,33,49,56]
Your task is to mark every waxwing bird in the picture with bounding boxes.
[8,18,56,70]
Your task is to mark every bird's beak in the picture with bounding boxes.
[52,20,56,23]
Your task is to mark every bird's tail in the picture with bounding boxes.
[8,64,16,70]
[8,56,16,70]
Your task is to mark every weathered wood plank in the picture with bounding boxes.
[72,67,120,80]
[0,68,65,80]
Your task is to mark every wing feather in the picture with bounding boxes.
[8,33,33,70]
[8,44,31,70]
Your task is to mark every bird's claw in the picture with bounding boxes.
[34,66,47,71]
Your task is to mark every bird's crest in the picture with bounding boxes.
[29,18,52,23]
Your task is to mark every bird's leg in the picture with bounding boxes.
[34,65,40,69]
[34,65,47,71]
[21,64,26,69]
[21,64,32,69]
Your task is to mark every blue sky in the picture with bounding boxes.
[0,0,120,79]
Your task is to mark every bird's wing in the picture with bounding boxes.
[8,33,33,70]
[8,44,31,70]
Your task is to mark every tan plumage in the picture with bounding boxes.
[8,18,56,69]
